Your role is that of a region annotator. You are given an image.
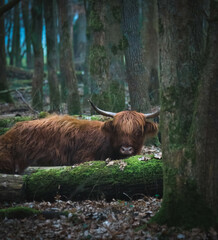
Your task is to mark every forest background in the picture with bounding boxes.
[0,0,159,115]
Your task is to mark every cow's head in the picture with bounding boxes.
[89,100,159,158]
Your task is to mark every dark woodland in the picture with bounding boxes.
[0,0,218,238]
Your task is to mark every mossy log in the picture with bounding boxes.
[0,157,163,202]
[0,206,70,219]
[6,66,33,79]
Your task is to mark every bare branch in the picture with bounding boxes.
[15,90,39,115]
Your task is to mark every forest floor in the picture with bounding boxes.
[0,196,216,239]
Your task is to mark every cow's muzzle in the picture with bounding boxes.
[120,146,134,156]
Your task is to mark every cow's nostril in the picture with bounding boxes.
[120,146,134,155]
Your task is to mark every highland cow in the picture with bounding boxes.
[0,101,159,174]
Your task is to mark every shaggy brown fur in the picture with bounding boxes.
[0,112,158,174]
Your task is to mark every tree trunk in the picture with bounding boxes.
[153,0,218,228]
[0,0,13,103]
[31,0,44,111]
[104,0,125,112]
[87,0,112,111]
[11,3,21,67]
[57,0,81,115]
[0,158,163,202]
[122,0,151,112]
[194,0,218,222]
[21,0,33,69]
[44,0,60,112]
[141,0,159,106]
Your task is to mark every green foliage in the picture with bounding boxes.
[89,45,109,76]
[88,10,104,32]
[24,157,163,201]
[0,207,39,219]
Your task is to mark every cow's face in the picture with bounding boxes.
[102,111,158,158]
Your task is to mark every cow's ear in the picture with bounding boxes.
[102,120,114,133]
[144,121,158,136]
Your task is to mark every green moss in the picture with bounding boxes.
[111,44,118,55]
[38,111,49,118]
[0,207,39,219]
[0,115,48,135]
[0,118,11,128]
[24,157,163,201]
[151,166,215,229]
[111,36,129,56]
[118,36,129,51]
[0,116,34,135]
[89,45,109,76]
[0,127,9,135]
[111,6,122,22]
[88,10,104,32]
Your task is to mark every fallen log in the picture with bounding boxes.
[6,66,33,79]
[0,157,163,202]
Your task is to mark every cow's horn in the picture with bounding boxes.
[144,107,160,118]
[88,100,116,118]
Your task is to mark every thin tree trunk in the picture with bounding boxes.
[89,0,109,91]
[122,0,151,112]
[21,0,33,69]
[44,0,60,112]
[11,3,21,67]
[31,0,44,111]
[141,0,159,106]
[0,1,13,103]
[57,0,81,114]
[105,0,125,111]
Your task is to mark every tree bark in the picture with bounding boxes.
[0,158,163,202]
[0,0,13,103]
[21,0,33,69]
[141,0,159,106]
[44,0,60,112]
[153,0,218,228]
[194,0,218,220]
[104,0,125,112]
[31,0,44,111]
[11,3,21,67]
[122,0,151,112]
[57,0,81,115]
